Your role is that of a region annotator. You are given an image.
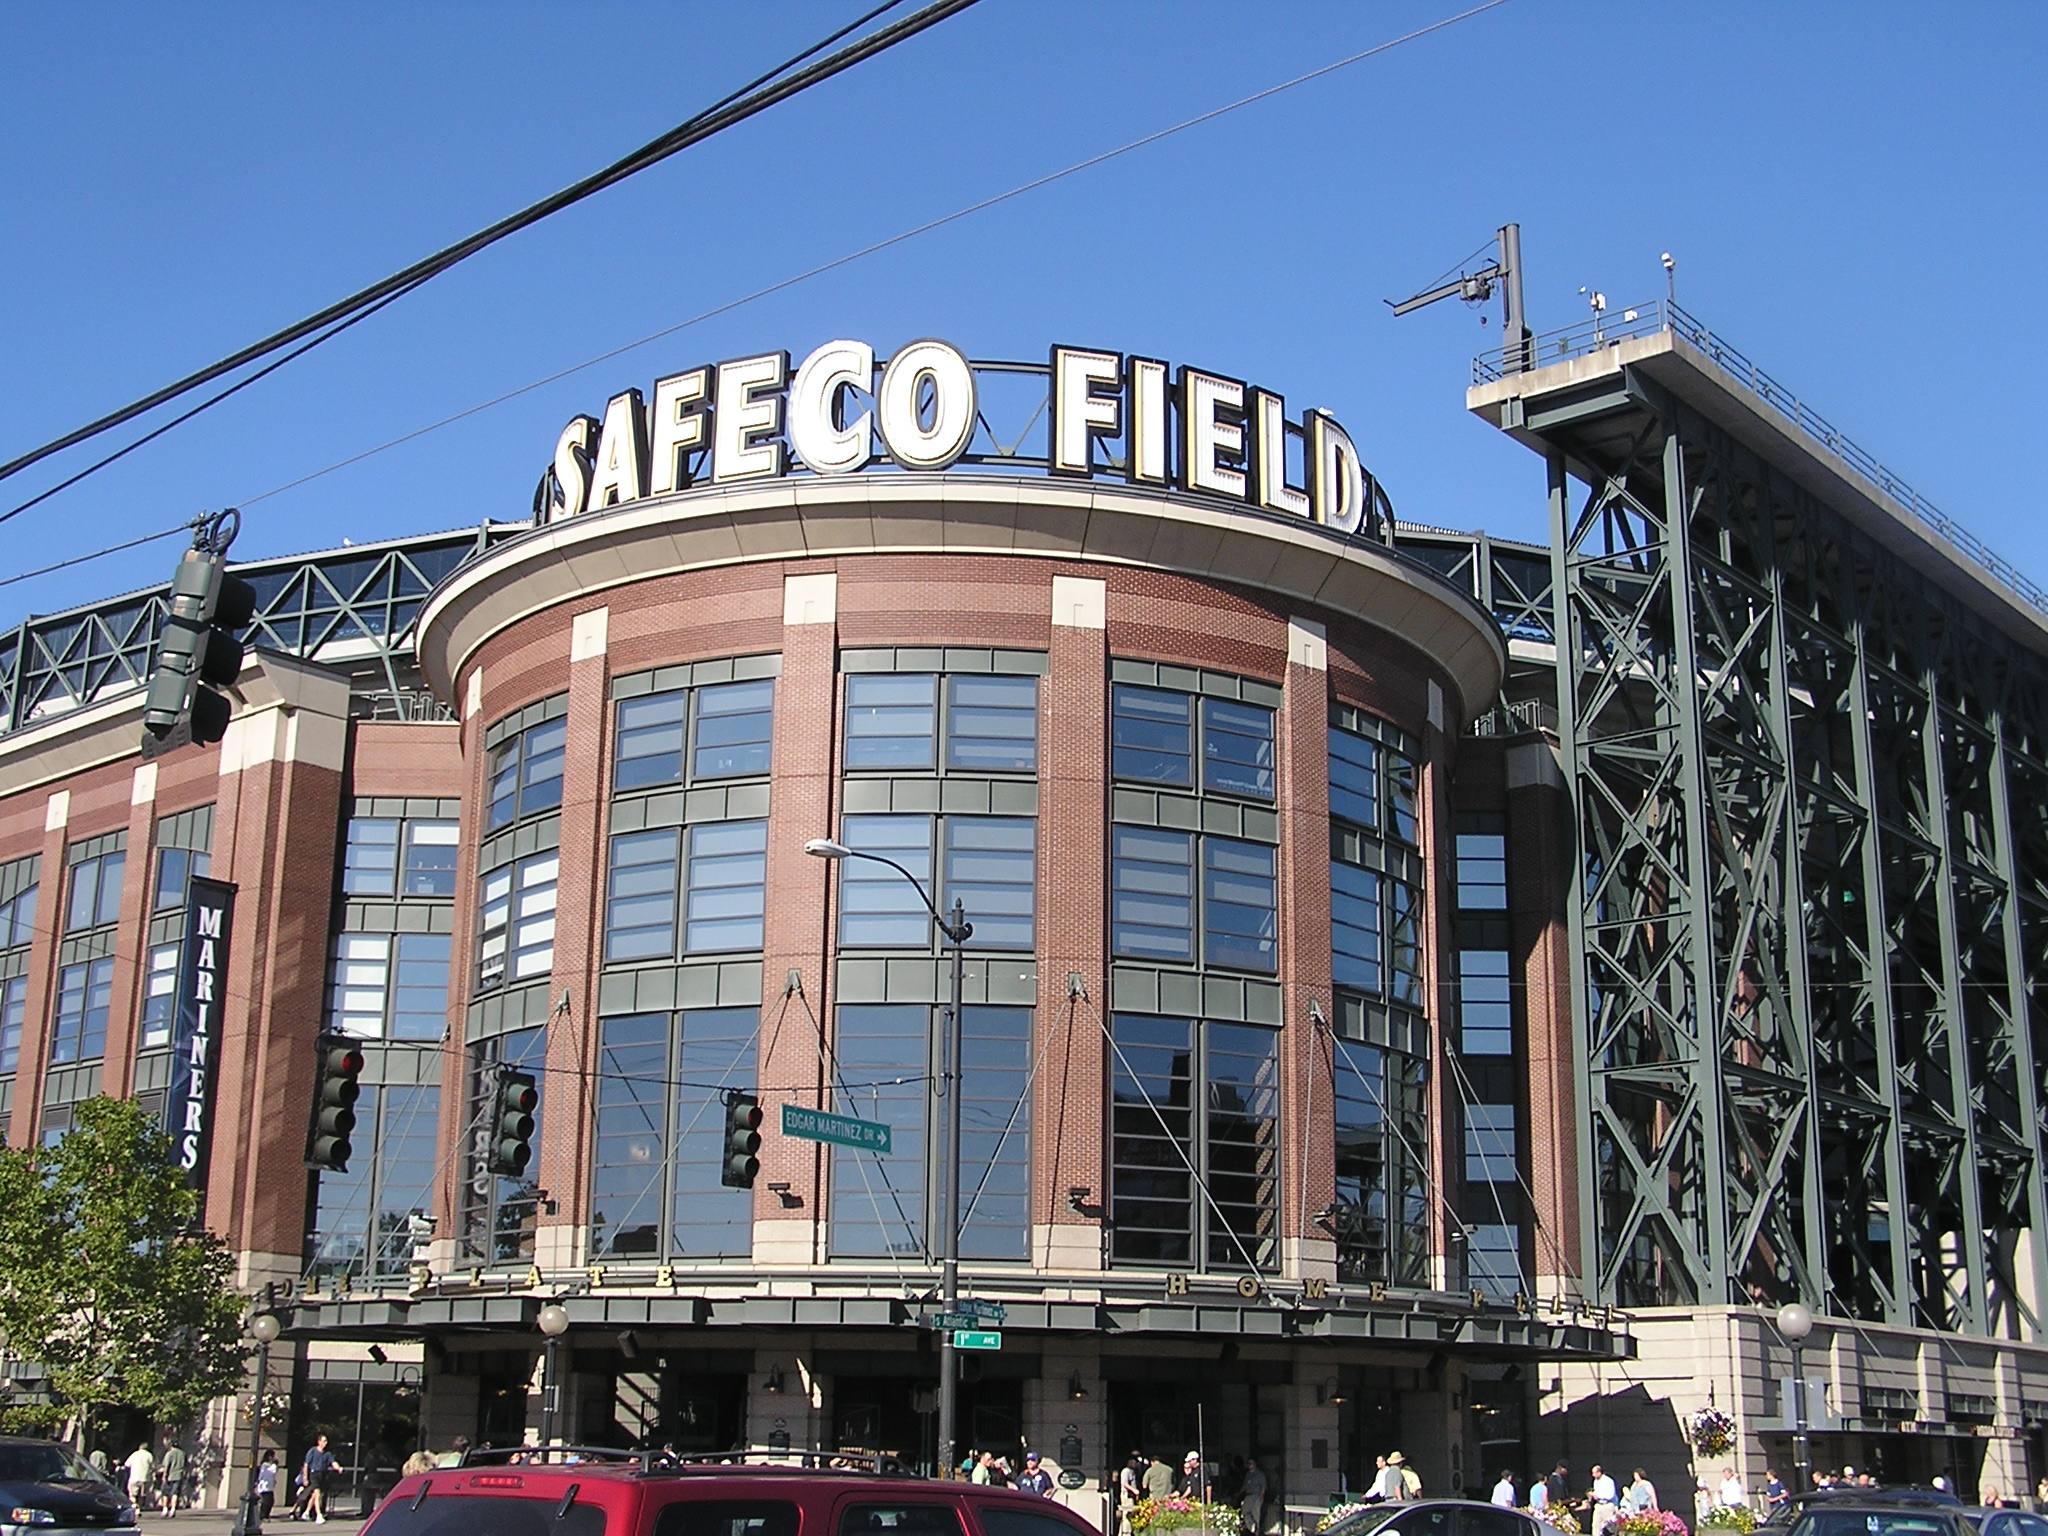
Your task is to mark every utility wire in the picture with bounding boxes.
[236,0,1512,512]
[0,0,975,495]
[0,522,191,591]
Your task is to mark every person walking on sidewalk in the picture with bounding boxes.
[123,1445,155,1513]
[298,1434,336,1523]
[254,1451,279,1523]
[160,1442,188,1516]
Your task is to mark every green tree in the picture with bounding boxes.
[0,1096,250,1440]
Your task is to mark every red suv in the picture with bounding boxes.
[361,1452,1103,1536]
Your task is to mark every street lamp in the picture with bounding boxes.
[537,1303,571,1453]
[805,835,973,1479]
[1776,1301,1816,1493]
[231,1292,282,1536]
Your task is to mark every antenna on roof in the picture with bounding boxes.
[1389,224,1532,374]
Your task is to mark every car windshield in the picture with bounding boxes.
[1327,1508,1409,1536]
[0,1443,106,1485]
[1793,1513,1953,1536]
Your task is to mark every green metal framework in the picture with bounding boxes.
[1531,361,2048,1335]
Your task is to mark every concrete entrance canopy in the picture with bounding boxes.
[413,472,1506,729]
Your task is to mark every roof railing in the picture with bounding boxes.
[1473,300,2048,619]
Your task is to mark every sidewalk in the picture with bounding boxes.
[134,1509,371,1534]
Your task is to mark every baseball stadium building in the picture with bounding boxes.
[0,319,2042,1518]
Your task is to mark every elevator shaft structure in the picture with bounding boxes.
[1471,311,2048,1337]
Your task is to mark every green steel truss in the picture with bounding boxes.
[1541,371,2048,1335]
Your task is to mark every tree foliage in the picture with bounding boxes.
[0,1096,249,1436]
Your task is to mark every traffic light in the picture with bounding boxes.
[721,1091,763,1189]
[142,511,257,749]
[306,1035,365,1173]
[488,1070,539,1177]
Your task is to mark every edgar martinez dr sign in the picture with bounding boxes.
[536,338,1393,537]
[166,876,236,1186]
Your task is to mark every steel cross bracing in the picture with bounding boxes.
[1541,368,2048,1337]
[0,524,514,734]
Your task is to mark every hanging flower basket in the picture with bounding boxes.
[1528,1508,1582,1534]
[1131,1498,1243,1535]
[240,1392,291,1427]
[1686,1407,1736,1456]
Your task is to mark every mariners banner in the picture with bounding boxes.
[167,876,236,1185]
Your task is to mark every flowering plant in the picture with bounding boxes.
[1318,1506,1373,1532]
[1615,1513,1689,1536]
[1686,1407,1736,1456]
[1131,1499,1243,1535]
[240,1391,291,1427]
[1528,1509,1582,1534]
[1701,1510,1755,1535]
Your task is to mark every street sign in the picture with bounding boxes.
[921,1312,978,1330]
[957,1300,1007,1322]
[782,1104,892,1153]
[953,1330,1002,1350]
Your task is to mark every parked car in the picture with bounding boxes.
[1323,1499,1549,1536]
[1766,1489,1963,1527]
[0,1435,140,1534]
[1782,1494,2048,1536]
[361,1449,1103,1536]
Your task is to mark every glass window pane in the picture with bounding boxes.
[342,819,400,897]
[839,816,934,947]
[1202,699,1276,799]
[3,885,35,948]
[94,853,124,928]
[694,680,775,780]
[671,1007,759,1257]
[685,821,766,953]
[831,1005,928,1258]
[944,817,1035,950]
[1208,1022,1280,1270]
[0,975,25,1073]
[959,1007,1031,1261]
[368,1084,442,1277]
[403,821,460,897]
[330,932,392,1038]
[845,675,936,771]
[521,719,568,818]
[1328,726,1379,829]
[1464,1103,1517,1184]
[487,737,521,829]
[1459,950,1513,1054]
[1387,753,1419,844]
[1456,832,1507,910]
[1204,837,1277,973]
[947,675,1038,772]
[392,933,452,1041]
[512,854,559,979]
[615,691,689,791]
[1467,1223,1522,1303]
[1110,826,1194,962]
[155,847,194,911]
[592,1013,669,1260]
[137,942,178,1048]
[1111,686,1192,786]
[606,830,679,962]
[1111,1013,1195,1265]
[1331,860,1382,993]
[1388,881,1422,1004]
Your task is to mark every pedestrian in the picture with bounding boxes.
[1178,1452,1205,1500]
[1764,1470,1786,1512]
[255,1450,279,1522]
[1719,1469,1746,1509]
[1981,1484,2006,1510]
[1366,1456,1390,1503]
[1625,1469,1658,1513]
[2036,1478,2048,1507]
[1017,1451,1055,1498]
[1492,1470,1518,1508]
[1240,1454,1268,1535]
[1694,1480,1714,1524]
[970,1451,995,1486]
[1530,1475,1550,1512]
[401,1449,436,1478]
[1375,1454,1407,1502]
[1144,1453,1176,1502]
[1587,1464,1618,1536]
[161,1441,188,1516]
[436,1436,471,1469]
[88,1447,110,1479]
[1120,1451,1145,1534]
[299,1433,337,1523]
[124,1444,156,1512]
[1547,1463,1572,1513]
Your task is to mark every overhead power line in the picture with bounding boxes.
[0,0,979,499]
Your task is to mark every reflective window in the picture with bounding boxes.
[839,1507,965,1536]
[1111,827,1195,962]
[1328,726,1379,830]
[0,975,25,1073]
[1204,838,1277,973]
[1459,950,1513,1054]
[478,852,559,988]
[606,830,680,962]
[1110,1013,1194,1265]
[946,675,1038,772]
[1111,685,1193,787]
[685,821,768,952]
[839,816,935,947]
[1331,1041,1429,1285]
[342,819,400,896]
[1457,830,1507,910]
[50,956,114,1064]
[154,846,211,910]
[615,680,776,790]
[1467,1223,1522,1303]
[0,883,34,948]
[1388,880,1423,1005]
[1206,1022,1280,1270]
[959,1006,1032,1261]
[462,1026,546,1264]
[1203,698,1276,800]
[1387,754,1419,845]
[487,716,567,830]
[65,851,123,932]
[403,821,460,897]
[943,817,1036,950]
[392,935,452,1039]
[329,932,452,1040]
[309,1082,442,1282]
[615,691,689,791]
[1331,861,1382,992]
[830,1004,930,1258]
[656,1502,800,1536]
[1465,1102,1517,1184]
[845,675,938,771]
[141,942,179,1048]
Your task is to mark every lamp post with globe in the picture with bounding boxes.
[1776,1302,1816,1492]
[230,1294,282,1536]
[537,1303,571,1451]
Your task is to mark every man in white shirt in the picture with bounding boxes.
[122,1445,155,1511]
[1588,1465,1619,1536]
[1492,1472,1518,1508]
[1374,1456,1406,1502]
[1719,1470,1747,1509]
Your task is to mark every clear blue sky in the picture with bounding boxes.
[2,1,2042,624]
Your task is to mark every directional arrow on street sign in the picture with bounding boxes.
[782,1103,892,1153]
[952,1330,1002,1350]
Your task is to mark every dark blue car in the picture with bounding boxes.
[0,1438,139,1533]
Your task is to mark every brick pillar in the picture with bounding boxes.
[1280,618,1335,1278]
[12,789,73,1148]
[534,607,614,1271]
[207,674,351,1276]
[756,570,840,1266]
[98,763,161,1100]
[1035,575,1108,1271]
[1507,735,1581,1297]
